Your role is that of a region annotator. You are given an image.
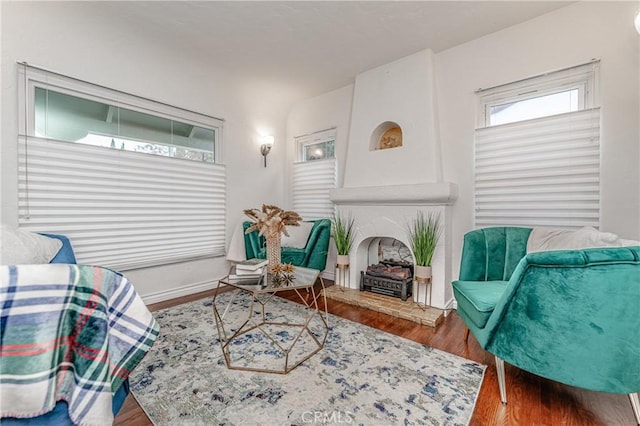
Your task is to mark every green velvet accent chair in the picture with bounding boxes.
[243,219,331,271]
[452,227,640,423]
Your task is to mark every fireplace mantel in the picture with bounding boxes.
[330,182,458,206]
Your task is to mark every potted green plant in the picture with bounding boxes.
[332,212,356,266]
[406,211,442,280]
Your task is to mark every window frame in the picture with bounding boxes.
[16,63,227,270]
[477,61,599,128]
[292,127,338,220]
[473,60,601,230]
[295,127,337,162]
[19,65,224,163]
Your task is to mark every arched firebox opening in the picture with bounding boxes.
[356,237,415,302]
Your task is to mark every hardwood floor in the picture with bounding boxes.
[115,282,637,425]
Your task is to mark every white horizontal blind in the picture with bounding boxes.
[19,137,226,270]
[474,108,600,229]
[292,158,337,220]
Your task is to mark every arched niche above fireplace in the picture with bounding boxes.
[370,121,402,151]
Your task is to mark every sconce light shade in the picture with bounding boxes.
[260,135,274,167]
[635,10,640,35]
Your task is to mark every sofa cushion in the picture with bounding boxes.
[1,226,63,264]
[255,247,307,266]
[452,280,509,329]
[281,248,306,266]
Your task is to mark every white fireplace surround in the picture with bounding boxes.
[329,49,459,310]
[330,183,458,310]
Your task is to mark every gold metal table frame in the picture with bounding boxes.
[212,266,329,374]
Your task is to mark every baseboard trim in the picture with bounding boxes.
[142,268,334,305]
[444,298,457,316]
[142,279,219,305]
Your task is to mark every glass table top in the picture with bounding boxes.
[220,265,320,293]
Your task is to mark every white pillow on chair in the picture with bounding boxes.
[281,222,315,249]
[527,226,639,253]
[1,225,63,264]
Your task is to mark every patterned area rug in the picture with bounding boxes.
[130,291,485,425]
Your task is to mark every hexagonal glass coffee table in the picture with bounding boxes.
[212,265,329,374]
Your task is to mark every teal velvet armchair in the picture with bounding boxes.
[243,219,331,271]
[452,227,640,423]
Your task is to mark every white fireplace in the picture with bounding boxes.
[331,183,457,310]
[329,48,458,310]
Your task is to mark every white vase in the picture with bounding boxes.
[414,265,432,280]
[337,254,350,266]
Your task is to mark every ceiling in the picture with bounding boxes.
[94,1,572,101]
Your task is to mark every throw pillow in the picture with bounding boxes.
[1,225,63,264]
[281,222,315,249]
[527,226,639,253]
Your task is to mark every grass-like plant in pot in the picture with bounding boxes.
[332,212,356,266]
[407,211,442,280]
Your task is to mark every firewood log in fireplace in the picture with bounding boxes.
[366,263,412,280]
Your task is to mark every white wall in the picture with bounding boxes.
[343,49,442,188]
[0,2,290,302]
[287,1,640,283]
[437,1,640,276]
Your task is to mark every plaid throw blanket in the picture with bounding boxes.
[1,264,159,425]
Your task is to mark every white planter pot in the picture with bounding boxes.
[414,265,432,280]
[337,254,350,266]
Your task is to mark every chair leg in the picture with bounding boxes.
[629,393,640,425]
[495,356,507,405]
[463,326,470,342]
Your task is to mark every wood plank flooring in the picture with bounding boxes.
[115,282,636,425]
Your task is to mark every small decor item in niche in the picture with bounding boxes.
[378,126,402,150]
[270,263,296,287]
[244,204,302,268]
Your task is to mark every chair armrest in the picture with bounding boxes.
[242,222,265,259]
[301,219,331,270]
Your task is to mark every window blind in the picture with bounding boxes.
[474,108,600,229]
[18,137,226,270]
[292,158,337,220]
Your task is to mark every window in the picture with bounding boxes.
[488,89,579,126]
[474,61,600,229]
[18,64,226,270]
[299,138,335,161]
[479,61,597,128]
[35,87,216,162]
[292,128,337,220]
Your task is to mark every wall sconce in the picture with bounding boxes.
[260,135,274,167]
[635,10,640,35]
